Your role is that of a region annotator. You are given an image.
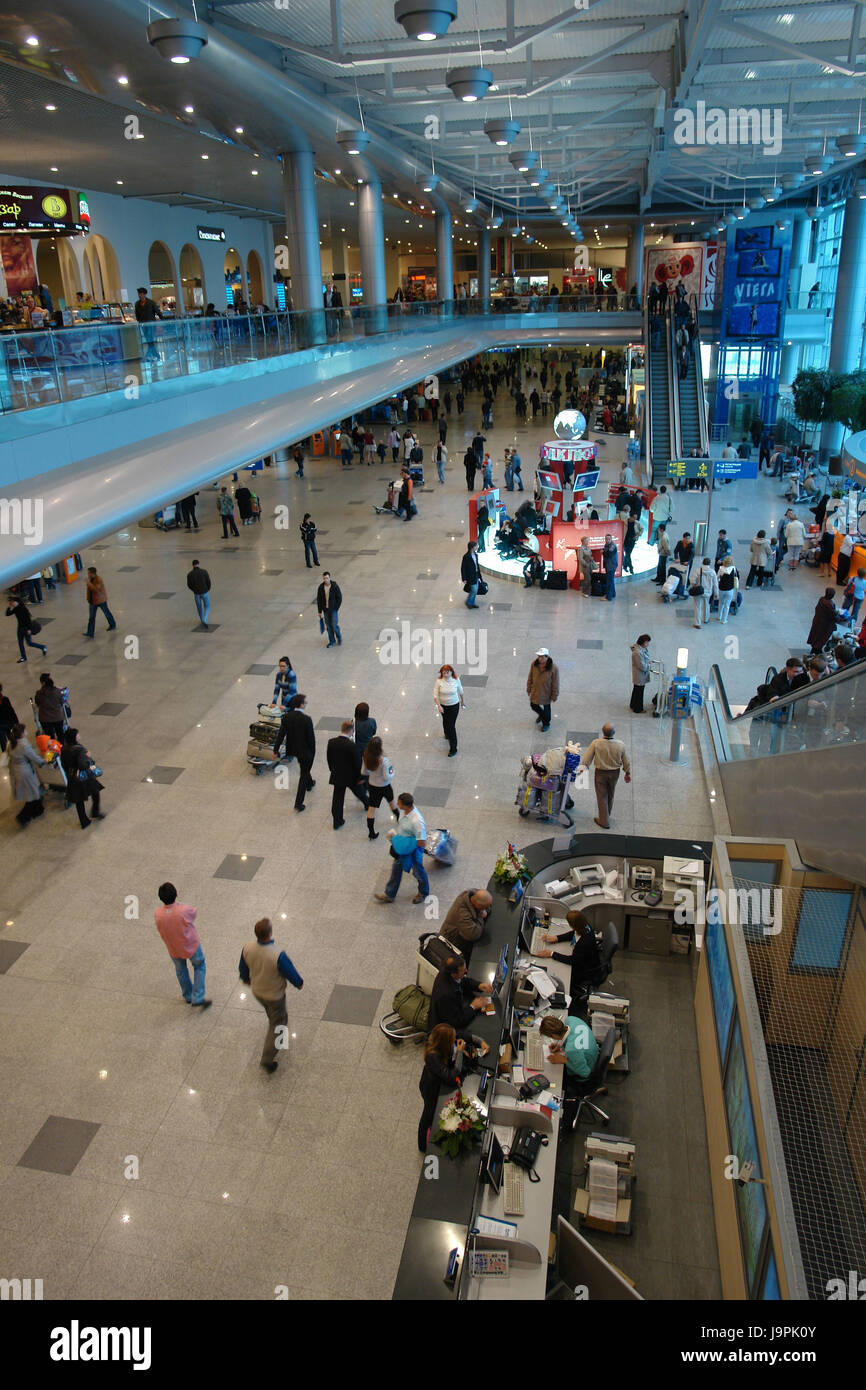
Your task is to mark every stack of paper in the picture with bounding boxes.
[591,1011,615,1043]
[587,1157,618,1224]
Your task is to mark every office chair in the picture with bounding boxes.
[564,1026,617,1131]
[574,921,620,1010]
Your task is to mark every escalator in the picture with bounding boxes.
[705,661,866,882]
[644,304,677,479]
[674,293,709,456]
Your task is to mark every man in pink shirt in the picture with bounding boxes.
[154,882,211,1008]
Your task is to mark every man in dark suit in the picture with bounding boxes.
[273,693,316,812]
[428,957,492,1045]
[768,658,810,700]
[326,719,367,829]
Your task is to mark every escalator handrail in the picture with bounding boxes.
[710,657,866,723]
[667,304,681,464]
[764,665,778,686]
[688,292,710,456]
[644,301,654,483]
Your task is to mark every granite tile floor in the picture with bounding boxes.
[0,362,832,1299]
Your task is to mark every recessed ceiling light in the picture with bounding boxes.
[334,168,341,174]
[184,104,194,113]
[25,35,39,46]
[117,75,129,85]
[116,179,123,185]
[50,165,58,172]
[745,69,756,80]
[251,169,258,174]
[235,125,244,133]
[201,153,208,159]
[45,103,56,111]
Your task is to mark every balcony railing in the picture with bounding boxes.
[0,295,641,416]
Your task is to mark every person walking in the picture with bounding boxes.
[433,664,465,757]
[8,723,46,827]
[300,513,319,568]
[374,792,429,904]
[691,556,719,628]
[602,534,618,601]
[273,693,316,812]
[482,453,493,489]
[6,597,47,664]
[746,530,771,589]
[217,487,240,538]
[464,446,478,492]
[622,515,641,575]
[154,882,211,1009]
[363,736,396,840]
[326,719,368,830]
[461,540,481,608]
[353,701,377,758]
[714,530,733,571]
[807,588,843,655]
[186,560,211,628]
[291,444,305,477]
[235,484,253,526]
[181,493,199,530]
[238,917,304,1073]
[435,440,447,484]
[717,558,739,623]
[526,649,559,733]
[397,470,415,522]
[34,673,66,741]
[844,568,866,627]
[0,684,19,753]
[652,484,673,531]
[273,656,297,709]
[82,568,117,639]
[340,433,353,469]
[786,514,806,570]
[629,634,652,712]
[60,727,105,828]
[317,571,342,646]
[581,724,631,829]
[417,1024,466,1153]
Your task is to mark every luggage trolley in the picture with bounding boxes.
[515,748,581,827]
[378,933,464,1046]
[247,701,293,775]
[29,695,69,799]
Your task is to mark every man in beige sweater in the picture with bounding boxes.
[581,724,631,829]
[238,918,304,1072]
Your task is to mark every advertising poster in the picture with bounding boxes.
[551,517,623,588]
[0,234,37,295]
[724,1018,768,1293]
[644,241,705,300]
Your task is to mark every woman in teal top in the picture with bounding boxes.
[539,1014,599,1079]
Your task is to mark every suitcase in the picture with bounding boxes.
[661,572,681,599]
[591,571,607,597]
[392,985,430,1031]
[416,933,464,996]
[256,702,283,725]
[541,569,569,590]
[249,721,278,744]
[247,738,279,763]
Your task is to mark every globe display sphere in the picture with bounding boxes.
[553,409,586,441]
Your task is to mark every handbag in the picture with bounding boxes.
[319,616,325,634]
[29,621,42,635]
[688,583,703,597]
[477,579,489,595]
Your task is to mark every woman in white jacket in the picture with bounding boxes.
[692,556,719,628]
[433,664,465,757]
[362,736,396,839]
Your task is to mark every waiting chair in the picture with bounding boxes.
[564,1026,617,1131]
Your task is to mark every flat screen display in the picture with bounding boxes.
[0,185,84,233]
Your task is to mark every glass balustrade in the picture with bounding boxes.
[708,661,866,762]
[0,294,642,416]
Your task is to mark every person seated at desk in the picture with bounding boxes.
[428,957,493,1047]
[418,1024,467,1153]
[539,1014,599,1080]
[440,888,493,966]
[533,908,601,1004]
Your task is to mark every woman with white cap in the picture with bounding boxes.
[526,649,559,733]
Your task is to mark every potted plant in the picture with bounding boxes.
[432,1090,486,1158]
[493,841,532,888]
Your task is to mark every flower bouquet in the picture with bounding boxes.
[493,841,532,889]
[432,1090,485,1159]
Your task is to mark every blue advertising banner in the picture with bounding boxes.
[714,219,792,432]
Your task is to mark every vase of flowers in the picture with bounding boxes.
[493,841,532,889]
[432,1090,485,1158]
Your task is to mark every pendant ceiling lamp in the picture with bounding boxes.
[146,8,208,64]
[394,0,457,42]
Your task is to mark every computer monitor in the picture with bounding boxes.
[476,1068,493,1107]
[492,943,509,998]
[555,1216,643,1300]
[519,907,538,955]
[537,470,560,491]
[482,1129,505,1194]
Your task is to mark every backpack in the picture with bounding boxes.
[718,571,735,591]
[392,985,429,1031]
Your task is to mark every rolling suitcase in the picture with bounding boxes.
[416,933,464,996]
[541,569,569,590]
[590,571,607,597]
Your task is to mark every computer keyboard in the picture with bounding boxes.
[530,924,548,954]
[503,1162,526,1217]
[524,1031,546,1072]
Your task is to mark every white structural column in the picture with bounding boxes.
[435,202,454,317]
[280,147,325,343]
[779,216,813,386]
[358,171,387,332]
[627,223,644,303]
[821,194,866,459]
[477,227,491,310]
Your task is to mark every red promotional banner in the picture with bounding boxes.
[551,518,624,589]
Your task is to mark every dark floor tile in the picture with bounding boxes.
[413,787,451,807]
[190,624,221,633]
[150,592,176,599]
[214,854,264,882]
[461,674,489,687]
[245,664,274,676]
[17,1116,100,1176]
[489,602,512,611]
[322,985,383,1026]
[91,703,128,717]
[0,939,29,974]
[575,639,603,649]
[316,716,347,730]
[347,526,368,535]
[117,565,140,572]
[566,730,598,746]
[416,573,438,581]
[261,569,283,577]
[54,655,88,666]
[143,766,185,785]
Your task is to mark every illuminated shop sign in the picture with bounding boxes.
[0,185,84,233]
